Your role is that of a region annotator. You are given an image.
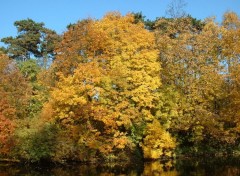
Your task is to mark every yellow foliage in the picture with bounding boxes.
[141,120,176,159]
[43,12,161,160]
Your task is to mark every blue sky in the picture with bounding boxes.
[0,0,239,41]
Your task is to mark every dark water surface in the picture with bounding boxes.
[1,157,240,176]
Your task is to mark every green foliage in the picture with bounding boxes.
[2,19,44,61]
[18,59,40,82]
[1,18,61,67]
[0,47,7,54]
[130,123,146,144]
[132,12,156,30]
[17,59,49,118]
[14,118,58,162]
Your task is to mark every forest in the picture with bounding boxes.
[0,11,240,163]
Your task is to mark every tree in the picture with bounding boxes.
[1,19,60,68]
[220,12,240,144]
[154,14,230,150]
[42,12,173,161]
[166,0,187,19]
[0,53,31,156]
[18,59,49,118]
[0,54,31,119]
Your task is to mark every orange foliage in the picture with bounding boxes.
[0,113,15,154]
[0,54,31,119]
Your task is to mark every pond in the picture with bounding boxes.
[0,157,240,176]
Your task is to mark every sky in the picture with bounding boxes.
[0,0,240,43]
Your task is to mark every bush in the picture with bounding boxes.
[13,118,58,162]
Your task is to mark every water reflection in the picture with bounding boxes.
[176,158,240,176]
[0,157,240,176]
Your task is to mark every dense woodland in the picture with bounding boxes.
[0,11,240,163]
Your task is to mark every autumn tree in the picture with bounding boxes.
[154,14,232,152]
[0,54,31,119]
[220,11,240,144]
[0,53,31,155]
[41,12,176,161]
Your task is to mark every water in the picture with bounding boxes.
[0,157,240,176]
